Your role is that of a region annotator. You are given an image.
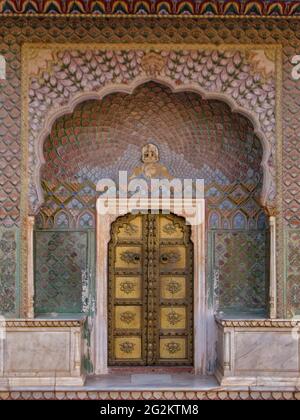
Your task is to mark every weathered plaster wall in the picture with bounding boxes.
[0,17,299,317]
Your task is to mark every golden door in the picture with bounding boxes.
[108,212,193,366]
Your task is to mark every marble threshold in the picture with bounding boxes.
[4,374,300,393]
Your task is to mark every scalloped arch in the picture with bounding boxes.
[33,76,273,212]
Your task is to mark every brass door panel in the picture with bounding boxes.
[108,213,193,366]
[160,276,186,300]
[115,276,141,299]
[115,246,142,269]
[160,246,186,269]
[115,305,142,330]
[160,307,187,330]
[159,337,187,359]
[115,337,142,360]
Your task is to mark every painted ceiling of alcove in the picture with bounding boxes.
[42,82,263,187]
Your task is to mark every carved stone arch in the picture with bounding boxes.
[53,210,71,229]
[232,210,247,230]
[208,211,221,230]
[33,76,274,214]
[77,210,95,229]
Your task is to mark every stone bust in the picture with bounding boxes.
[130,143,172,180]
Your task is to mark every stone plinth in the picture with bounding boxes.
[215,318,300,387]
[0,319,85,388]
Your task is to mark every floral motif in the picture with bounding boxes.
[166,280,182,295]
[166,310,183,326]
[120,281,136,295]
[119,341,135,354]
[163,223,178,235]
[120,311,136,325]
[141,52,166,77]
[164,342,181,354]
[122,223,138,237]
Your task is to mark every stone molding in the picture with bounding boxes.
[0,319,85,328]
[0,390,299,400]
[215,318,300,328]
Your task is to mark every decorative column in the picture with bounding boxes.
[223,330,232,372]
[94,211,111,374]
[189,200,206,375]
[265,207,278,319]
[26,216,35,318]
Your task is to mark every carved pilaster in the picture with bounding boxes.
[26,216,35,319]
[269,214,277,319]
[223,331,231,371]
[261,204,278,319]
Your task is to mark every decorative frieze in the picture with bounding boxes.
[0,319,84,328]
[215,318,300,328]
[1,1,300,18]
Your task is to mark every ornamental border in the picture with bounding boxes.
[215,318,300,328]
[1,0,300,19]
[0,319,84,328]
[0,390,299,400]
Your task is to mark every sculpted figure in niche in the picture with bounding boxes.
[130,143,173,180]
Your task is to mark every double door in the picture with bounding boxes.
[108,212,193,366]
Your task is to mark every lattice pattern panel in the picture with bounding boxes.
[34,231,87,313]
[37,179,266,231]
[0,228,18,315]
[286,230,300,317]
[212,231,268,313]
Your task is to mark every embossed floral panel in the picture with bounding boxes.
[0,228,18,316]
[34,231,88,314]
[286,230,300,317]
[213,231,268,313]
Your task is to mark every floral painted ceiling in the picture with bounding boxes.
[0,0,300,17]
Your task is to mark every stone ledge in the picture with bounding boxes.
[0,318,85,328]
[0,390,299,400]
[215,317,300,328]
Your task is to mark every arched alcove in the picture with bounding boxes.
[34,81,269,322]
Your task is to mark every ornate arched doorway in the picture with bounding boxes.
[32,81,269,374]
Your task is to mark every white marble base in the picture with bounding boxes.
[0,376,85,388]
[216,318,300,387]
[0,319,85,389]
